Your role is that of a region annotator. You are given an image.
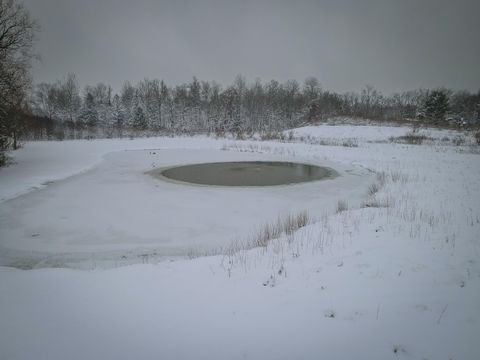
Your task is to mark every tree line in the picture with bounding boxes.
[27,74,480,141]
[30,74,316,139]
[26,74,480,138]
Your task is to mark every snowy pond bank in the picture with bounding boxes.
[0,138,371,269]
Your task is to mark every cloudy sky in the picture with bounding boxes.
[23,0,480,94]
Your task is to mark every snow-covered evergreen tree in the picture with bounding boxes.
[424,90,449,122]
[111,94,125,137]
[79,92,98,131]
[132,106,147,131]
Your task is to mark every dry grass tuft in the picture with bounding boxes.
[252,211,310,247]
[390,171,409,184]
[336,200,349,214]
[367,182,380,197]
[389,131,429,145]
[361,196,394,208]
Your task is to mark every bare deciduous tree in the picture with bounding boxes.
[0,0,38,152]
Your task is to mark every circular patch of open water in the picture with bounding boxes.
[152,161,336,186]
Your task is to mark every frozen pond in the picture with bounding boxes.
[153,161,336,186]
[0,146,372,269]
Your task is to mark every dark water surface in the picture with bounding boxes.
[155,161,335,186]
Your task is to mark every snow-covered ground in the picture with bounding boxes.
[290,123,476,145]
[1,125,479,359]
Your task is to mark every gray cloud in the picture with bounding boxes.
[24,0,480,94]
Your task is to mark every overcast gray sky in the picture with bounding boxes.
[24,0,480,94]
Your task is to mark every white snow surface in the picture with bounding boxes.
[289,123,470,143]
[1,125,479,360]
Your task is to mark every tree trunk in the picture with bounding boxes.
[13,129,17,150]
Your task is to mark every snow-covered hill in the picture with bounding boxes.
[1,125,479,359]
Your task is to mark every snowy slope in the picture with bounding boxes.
[1,125,479,360]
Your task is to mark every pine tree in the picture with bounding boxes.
[79,93,98,130]
[111,94,125,137]
[132,106,147,130]
[424,90,449,122]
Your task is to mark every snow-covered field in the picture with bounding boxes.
[1,124,479,359]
